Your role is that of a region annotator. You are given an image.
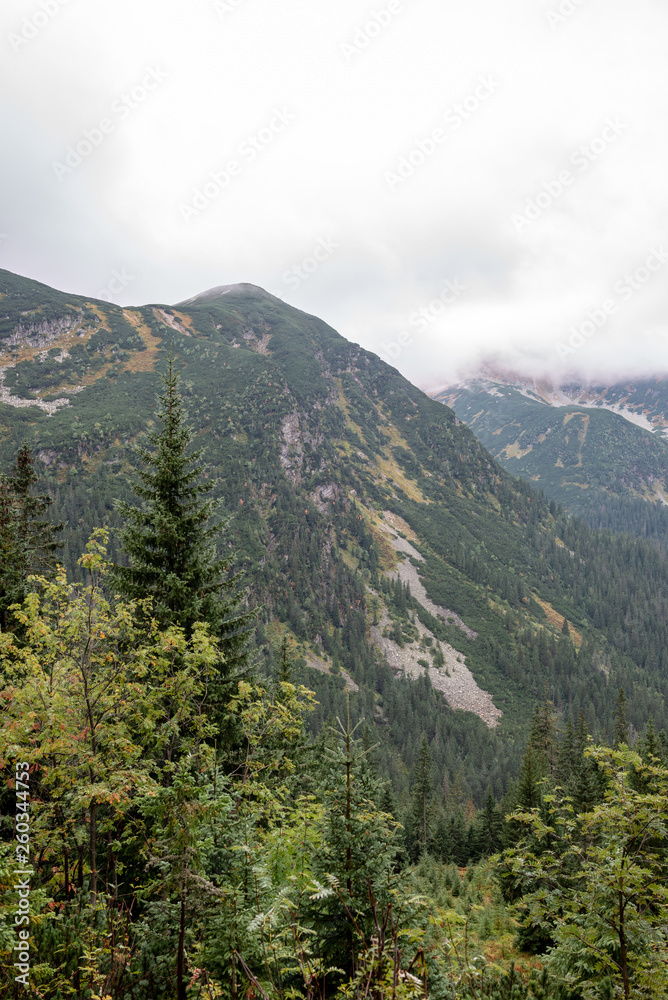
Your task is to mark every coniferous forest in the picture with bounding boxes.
[2,352,668,1000]
[4,0,668,992]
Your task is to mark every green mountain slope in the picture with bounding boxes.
[434,377,668,538]
[3,269,668,803]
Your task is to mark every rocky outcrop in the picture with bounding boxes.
[305,650,359,693]
[152,308,191,337]
[279,412,304,484]
[241,324,271,354]
[310,481,341,512]
[0,366,71,415]
[380,519,478,639]
[6,314,80,349]
[370,516,500,728]
[370,607,501,728]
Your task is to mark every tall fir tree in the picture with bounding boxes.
[515,698,558,813]
[516,747,543,812]
[613,687,629,748]
[111,356,255,680]
[528,697,558,778]
[475,789,505,857]
[555,717,576,788]
[0,479,22,632]
[637,718,663,764]
[569,711,602,812]
[314,695,403,981]
[0,444,61,631]
[408,732,434,859]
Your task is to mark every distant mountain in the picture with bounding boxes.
[3,269,668,802]
[433,370,668,538]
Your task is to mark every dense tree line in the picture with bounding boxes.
[3,363,668,996]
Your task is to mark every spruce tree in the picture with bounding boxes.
[0,444,61,631]
[314,696,402,979]
[556,717,576,788]
[0,480,22,632]
[613,687,629,748]
[111,357,254,678]
[528,697,558,777]
[515,698,558,812]
[409,732,434,858]
[637,718,663,764]
[516,747,543,811]
[570,711,602,812]
[476,790,505,857]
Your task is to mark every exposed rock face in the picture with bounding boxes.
[305,650,359,693]
[0,366,71,415]
[370,610,501,728]
[310,482,340,513]
[380,519,477,639]
[152,308,191,337]
[371,517,501,728]
[241,324,271,354]
[279,411,304,484]
[278,410,325,485]
[7,314,80,349]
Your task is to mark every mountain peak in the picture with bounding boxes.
[176,282,282,306]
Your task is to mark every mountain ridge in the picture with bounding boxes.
[432,368,668,531]
[437,367,668,433]
[3,268,668,801]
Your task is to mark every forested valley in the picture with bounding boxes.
[1,358,668,999]
[3,272,668,996]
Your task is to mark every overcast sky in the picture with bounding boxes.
[2,0,668,389]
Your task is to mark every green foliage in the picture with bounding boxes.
[0,530,223,997]
[408,733,434,859]
[2,527,668,996]
[502,745,668,999]
[7,269,668,862]
[111,357,254,680]
[0,444,61,630]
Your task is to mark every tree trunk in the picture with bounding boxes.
[618,892,630,999]
[177,878,187,1000]
[231,949,237,1000]
[77,818,85,891]
[63,844,70,900]
[89,803,97,904]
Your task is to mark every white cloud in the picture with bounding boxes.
[1,0,668,387]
